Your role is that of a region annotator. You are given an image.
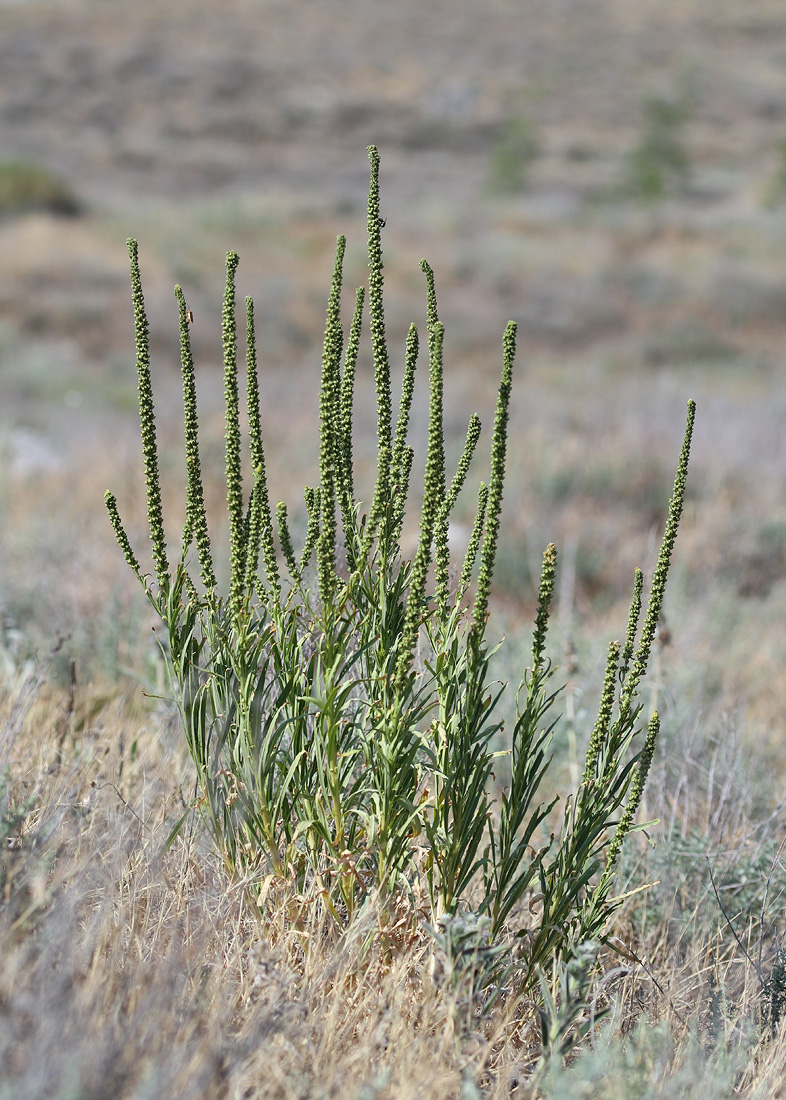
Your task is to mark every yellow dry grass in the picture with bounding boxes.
[0,636,784,1099]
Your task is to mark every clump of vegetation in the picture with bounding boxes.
[624,90,693,203]
[487,113,541,195]
[763,126,786,208]
[107,146,695,993]
[0,159,80,218]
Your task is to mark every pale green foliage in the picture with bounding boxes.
[625,90,693,202]
[488,114,541,195]
[764,128,786,208]
[0,158,79,217]
[107,147,694,991]
[542,1019,748,1100]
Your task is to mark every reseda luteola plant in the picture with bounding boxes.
[107,147,695,990]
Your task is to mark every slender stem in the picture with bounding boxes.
[223,251,244,621]
[176,285,216,594]
[128,238,169,591]
[471,321,516,641]
[317,236,346,606]
[246,295,279,593]
[365,145,393,556]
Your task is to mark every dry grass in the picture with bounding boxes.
[0,669,532,1099]
[0,627,784,1099]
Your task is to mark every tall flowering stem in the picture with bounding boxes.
[176,285,216,595]
[471,321,516,641]
[317,236,346,607]
[222,251,244,623]
[128,238,169,591]
[245,296,279,595]
[364,145,393,557]
[620,399,696,716]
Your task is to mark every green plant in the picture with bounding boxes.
[0,766,34,898]
[763,127,786,209]
[535,940,603,1070]
[541,1018,749,1100]
[487,113,541,195]
[625,90,693,203]
[0,159,79,218]
[767,947,786,1033]
[107,147,695,990]
[428,911,511,1022]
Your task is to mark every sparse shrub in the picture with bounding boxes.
[625,90,693,203]
[542,1017,749,1100]
[535,940,602,1070]
[0,159,79,218]
[107,147,695,992]
[763,127,786,208]
[644,830,786,938]
[487,113,540,195]
[768,947,786,1033]
[0,766,34,899]
[428,910,511,1023]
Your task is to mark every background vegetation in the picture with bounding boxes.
[2,0,786,1096]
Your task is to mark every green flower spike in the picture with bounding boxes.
[222,250,244,621]
[364,145,393,556]
[105,491,140,579]
[392,323,419,489]
[276,500,298,577]
[458,482,489,598]
[531,542,557,672]
[581,639,620,788]
[435,413,483,617]
[176,284,216,595]
[620,399,695,716]
[604,709,659,874]
[471,321,516,641]
[317,235,346,607]
[246,295,279,594]
[619,568,643,685]
[395,320,446,688]
[128,238,169,591]
[338,285,365,559]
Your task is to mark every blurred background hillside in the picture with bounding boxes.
[2,0,786,771]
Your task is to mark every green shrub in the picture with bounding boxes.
[763,128,786,208]
[0,159,79,218]
[107,147,695,990]
[542,1018,748,1100]
[625,91,693,203]
[487,113,541,195]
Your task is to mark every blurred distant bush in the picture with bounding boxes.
[487,113,541,195]
[624,90,693,202]
[763,127,786,208]
[0,159,80,218]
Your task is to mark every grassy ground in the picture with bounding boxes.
[2,0,786,1094]
[2,635,786,1098]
